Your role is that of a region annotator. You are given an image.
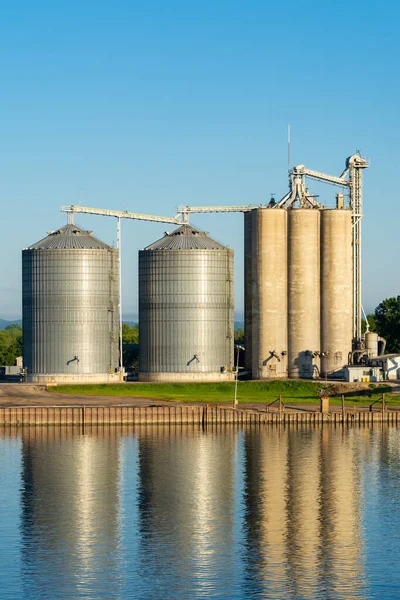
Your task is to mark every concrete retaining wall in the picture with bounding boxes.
[26,373,124,384]
[0,405,399,426]
[138,372,235,382]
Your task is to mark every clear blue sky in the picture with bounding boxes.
[0,0,398,319]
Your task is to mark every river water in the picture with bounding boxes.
[0,424,399,599]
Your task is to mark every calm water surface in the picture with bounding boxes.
[0,424,399,599]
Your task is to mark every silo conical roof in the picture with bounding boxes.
[143,224,228,251]
[25,224,112,250]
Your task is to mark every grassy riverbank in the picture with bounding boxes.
[53,380,397,405]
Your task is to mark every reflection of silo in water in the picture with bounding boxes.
[243,427,365,599]
[20,428,122,598]
[243,427,290,597]
[286,429,322,598]
[136,426,240,597]
[319,428,365,598]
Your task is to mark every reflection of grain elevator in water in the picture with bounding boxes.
[23,152,385,382]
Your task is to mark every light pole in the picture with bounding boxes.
[234,345,245,407]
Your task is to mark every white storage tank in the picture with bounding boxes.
[365,332,379,357]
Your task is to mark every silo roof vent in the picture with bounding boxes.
[25,224,112,250]
[143,224,227,251]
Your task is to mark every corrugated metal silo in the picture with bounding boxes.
[320,209,353,376]
[288,209,320,378]
[22,224,121,383]
[244,211,253,372]
[139,224,234,381]
[251,208,288,378]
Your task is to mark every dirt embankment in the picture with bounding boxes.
[0,384,168,407]
[321,381,400,397]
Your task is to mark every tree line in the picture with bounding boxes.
[0,324,22,366]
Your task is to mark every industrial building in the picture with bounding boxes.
[246,205,353,379]
[22,151,397,384]
[22,222,122,383]
[244,156,363,379]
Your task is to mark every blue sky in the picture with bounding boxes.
[0,0,398,318]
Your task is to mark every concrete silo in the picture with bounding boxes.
[139,224,234,381]
[22,223,121,383]
[244,211,253,372]
[251,208,288,378]
[288,209,320,378]
[320,209,353,376]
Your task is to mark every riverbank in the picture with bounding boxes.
[0,380,398,425]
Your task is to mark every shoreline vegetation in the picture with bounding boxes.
[53,380,399,406]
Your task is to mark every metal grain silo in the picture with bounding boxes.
[320,209,353,376]
[139,224,234,381]
[22,223,121,383]
[288,209,320,378]
[251,208,288,378]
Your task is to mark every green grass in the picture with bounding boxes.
[52,380,400,406]
[55,380,323,403]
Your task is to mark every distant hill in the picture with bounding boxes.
[0,319,22,330]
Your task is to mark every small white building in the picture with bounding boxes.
[368,355,400,380]
[344,365,382,383]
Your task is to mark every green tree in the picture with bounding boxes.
[374,297,400,353]
[122,323,139,345]
[234,327,244,344]
[362,313,377,335]
[0,324,22,365]
[122,324,139,370]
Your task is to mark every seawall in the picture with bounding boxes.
[0,404,398,426]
